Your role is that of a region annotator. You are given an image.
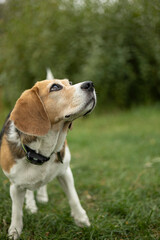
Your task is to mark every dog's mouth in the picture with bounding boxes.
[65,97,96,120]
[83,97,95,116]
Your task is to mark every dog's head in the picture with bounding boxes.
[10,79,96,136]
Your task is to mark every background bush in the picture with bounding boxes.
[0,0,160,108]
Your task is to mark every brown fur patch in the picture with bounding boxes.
[20,133,37,145]
[10,87,51,136]
[0,118,38,173]
[37,79,76,124]
[60,143,65,160]
[8,140,25,159]
[0,135,16,173]
[10,79,76,135]
[55,142,66,163]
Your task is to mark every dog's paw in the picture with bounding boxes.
[8,225,22,240]
[72,210,91,227]
[25,202,38,214]
[36,193,48,203]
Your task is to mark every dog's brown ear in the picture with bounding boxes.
[10,87,51,136]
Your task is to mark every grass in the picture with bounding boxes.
[1,105,160,239]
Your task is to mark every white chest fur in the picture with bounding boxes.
[4,122,71,190]
[5,146,71,190]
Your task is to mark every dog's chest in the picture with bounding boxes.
[4,128,70,190]
[6,151,70,190]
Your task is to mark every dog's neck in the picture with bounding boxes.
[8,121,70,158]
[33,121,70,157]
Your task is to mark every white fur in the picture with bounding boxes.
[62,82,97,121]
[46,68,54,80]
[5,124,70,190]
[7,122,20,146]
[36,185,48,203]
[5,121,90,239]
[57,166,90,227]
[25,190,38,213]
[8,185,25,240]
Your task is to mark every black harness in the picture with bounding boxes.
[21,142,63,165]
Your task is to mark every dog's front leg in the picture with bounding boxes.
[8,184,26,240]
[57,166,90,227]
[25,190,38,213]
[37,185,48,203]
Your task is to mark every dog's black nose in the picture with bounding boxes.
[81,81,94,92]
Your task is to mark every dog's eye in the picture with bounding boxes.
[50,84,63,92]
[69,81,72,85]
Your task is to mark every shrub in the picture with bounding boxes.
[0,0,160,108]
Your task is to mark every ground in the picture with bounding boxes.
[0,105,160,239]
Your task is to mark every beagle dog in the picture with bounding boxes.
[0,75,96,239]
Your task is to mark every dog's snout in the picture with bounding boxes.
[81,81,94,92]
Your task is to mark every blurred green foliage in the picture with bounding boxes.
[0,0,160,108]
